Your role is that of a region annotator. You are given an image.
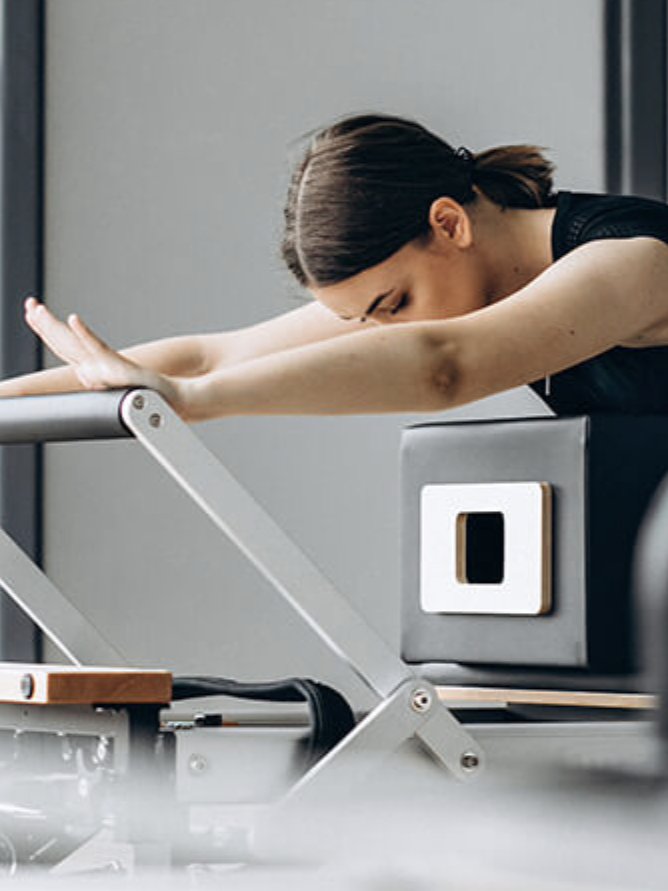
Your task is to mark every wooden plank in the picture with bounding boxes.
[0,663,172,704]
[437,685,658,711]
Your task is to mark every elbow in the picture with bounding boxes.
[422,332,463,411]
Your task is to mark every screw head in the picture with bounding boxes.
[19,674,34,700]
[460,752,480,772]
[96,737,110,764]
[149,412,162,428]
[188,754,208,775]
[410,688,433,713]
[132,394,145,410]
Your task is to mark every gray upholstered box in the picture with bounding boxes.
[401,416,668,672]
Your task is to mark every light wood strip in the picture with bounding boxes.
[437,685,658,710]
[0,663,172,705]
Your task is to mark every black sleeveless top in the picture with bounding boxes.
[528,191,668,415]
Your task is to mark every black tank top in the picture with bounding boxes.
[529,191,668,415]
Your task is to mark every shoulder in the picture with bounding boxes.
[553,190,668,260]
[439,235,668,407]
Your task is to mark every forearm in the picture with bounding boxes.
[0,333,211,398]
[181,324,457,420]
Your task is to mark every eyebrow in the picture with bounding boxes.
[338,289,395,322]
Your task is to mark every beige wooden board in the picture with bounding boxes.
[437,685,658,711]
[0,663,172,705]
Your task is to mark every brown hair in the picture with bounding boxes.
[281,114,554,287]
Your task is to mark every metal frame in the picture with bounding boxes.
[0,0,44,660]
[0,388,484,788]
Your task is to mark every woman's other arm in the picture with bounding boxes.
[0,300,359,397]
[0,332,211,397]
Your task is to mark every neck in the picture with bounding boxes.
[470,193,556,304]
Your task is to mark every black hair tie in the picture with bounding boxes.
[455,146,475,168]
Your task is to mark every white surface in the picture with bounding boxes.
[420,482,551,615]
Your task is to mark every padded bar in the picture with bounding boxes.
[0,390,135,443]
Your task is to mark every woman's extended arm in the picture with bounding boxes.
[172,236,668,420]
[0,332,210,397]
[0,300,359,398]
[183,323,455,419]
[20,236,668,419]
[20,297,455,417]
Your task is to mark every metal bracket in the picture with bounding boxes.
[282,679,482,811]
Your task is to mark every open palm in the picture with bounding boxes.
[24,297,182,408]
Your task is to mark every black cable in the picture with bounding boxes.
[172,676,355,768]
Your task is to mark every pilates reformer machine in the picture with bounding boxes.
[0,388,664,874]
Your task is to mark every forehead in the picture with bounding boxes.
[311,242,416,316]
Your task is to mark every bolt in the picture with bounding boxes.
[188,754,208,775]
[460,752,480,772]
[149,413,162,428]
[410,688,433,714]
[104,861,125,874]
[19,674,34,700]
[132,394,145,410]
[96,737,110,764]
[61,737,74,763]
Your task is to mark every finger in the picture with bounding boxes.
[27,303,104,362]
[25,302,90,365]
[67,313,113,354]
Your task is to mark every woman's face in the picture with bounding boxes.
[311,229,489,327]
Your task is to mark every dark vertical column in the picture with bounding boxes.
[605,0,667,199]
[0,0,44,660]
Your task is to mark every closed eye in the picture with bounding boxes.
[390,294,409,315]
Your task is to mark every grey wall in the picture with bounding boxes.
[43,0,606,706]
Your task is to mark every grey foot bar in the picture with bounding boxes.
[0,389,134,443]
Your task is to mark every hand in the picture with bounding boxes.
[24,297,187,414]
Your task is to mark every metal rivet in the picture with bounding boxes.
[96,737,110,764]
[410,688,432,713]
[132,394,145,410]
[104,862,125,874]
[149,413,162,428]
[188,754,208,775]
[20,674,34,700]
[460,752,480,771]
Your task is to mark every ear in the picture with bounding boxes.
[428,197,473,249]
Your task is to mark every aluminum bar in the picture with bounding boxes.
[0,390,133,444]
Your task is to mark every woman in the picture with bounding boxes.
[8,113,668,417]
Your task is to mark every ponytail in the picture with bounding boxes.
[472,145,555,209]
